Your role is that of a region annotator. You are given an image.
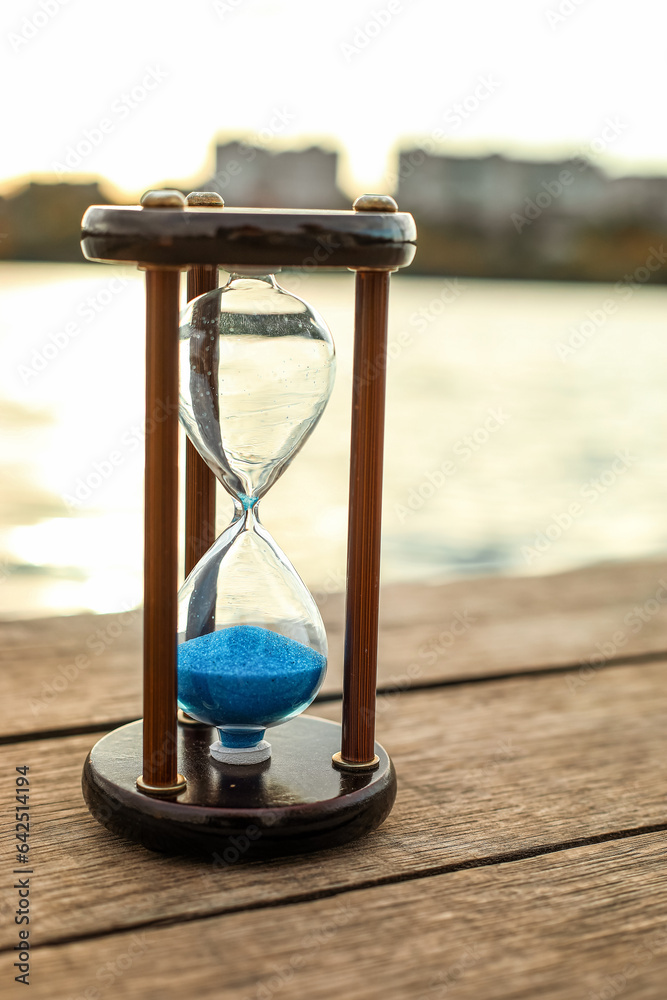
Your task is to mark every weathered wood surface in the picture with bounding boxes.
[23,832,667,1000]
[2,556,665,738]
[2,560,666,999]
[1,660,665,949]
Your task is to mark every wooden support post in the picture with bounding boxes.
[138,265,185,794]
[337,267,391,769]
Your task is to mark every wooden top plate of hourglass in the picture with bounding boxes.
[81,199,417,269]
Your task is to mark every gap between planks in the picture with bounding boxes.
[1,663,666,950]
[18,832,667,1000]
[2,644,665,747]
[5,820,667,957]
[3,557,667,739]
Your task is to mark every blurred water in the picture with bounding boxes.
[0,262,666,618]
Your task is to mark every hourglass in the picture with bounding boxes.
[177,270,335,764]
[80,190,416,857]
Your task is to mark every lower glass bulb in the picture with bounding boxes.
[177,508,328,764]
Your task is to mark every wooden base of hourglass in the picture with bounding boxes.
[82,716,396,858]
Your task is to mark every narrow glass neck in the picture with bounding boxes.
[224,272,279,288]
[233,496,260,526]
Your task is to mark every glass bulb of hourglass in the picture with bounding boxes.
[177,273,336,764]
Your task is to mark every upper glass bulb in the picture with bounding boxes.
[179,273,335,504]
[177,273,336,764]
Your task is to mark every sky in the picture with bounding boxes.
[0,0,665,198]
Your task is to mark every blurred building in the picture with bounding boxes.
[3,147,667,279]
[397,151,667,227]
[0,181,112,262]
[396,149,667,280]
[206,142,348,210]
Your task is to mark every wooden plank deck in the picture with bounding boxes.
[2,558,666,998]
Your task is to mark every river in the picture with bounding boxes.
[0,262,665,617]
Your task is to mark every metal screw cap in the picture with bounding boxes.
[140,189,186,208]
[186,191,225,207]
[353,194,398,213]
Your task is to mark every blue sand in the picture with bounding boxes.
[178,625,326,748]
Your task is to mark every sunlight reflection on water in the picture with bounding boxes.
[0,262,666,617]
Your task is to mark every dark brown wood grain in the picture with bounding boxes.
[82,716,396,857]
[3,558,666,999]
[3,558,667,739]
[142,268,181,787]
[4,659,666,947]
[23,833,667,1000]
[186,264,218,302]
[342,270,391,764]
[80,205,417,270]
